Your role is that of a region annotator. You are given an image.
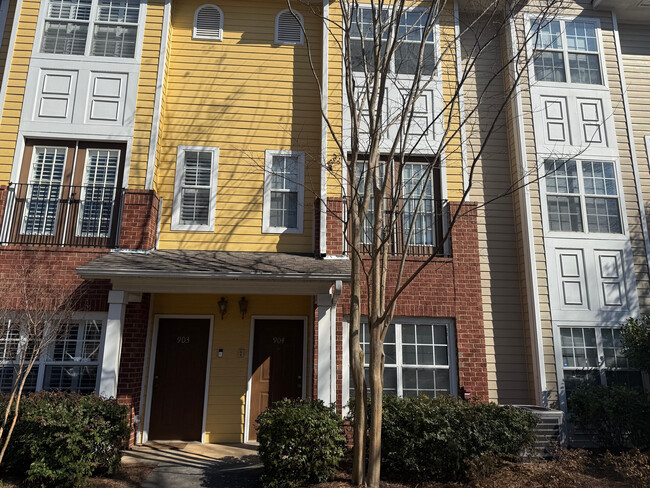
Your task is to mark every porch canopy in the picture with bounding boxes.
[77,250,350,295]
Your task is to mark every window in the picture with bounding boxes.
[402,162,436,246]
[350,7,436,75]
[349,320,455,399]
[275,9,303,45]
[41,0,141,58]
[532,19,602,85]
[263,150,304,233]
[193,4,223,41]
[561,326,643,400]
[172,146,220,232]
[0,319,105,394]
[3,140,124,247]
[545,160,622,234]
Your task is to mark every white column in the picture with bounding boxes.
[99,290,128,398]
[316,293,332,404]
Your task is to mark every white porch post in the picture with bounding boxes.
[99,290,128,398]
[316,293,332,404]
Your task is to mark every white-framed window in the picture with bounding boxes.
[263,150,304,234]
[193,4,223,41]
[0,318,106,394]
[345,318,457,403]
[350,6,436,76]
[171,146,220,232]
[275,9,304,45]
[40,0,141,58]
[531,19,603,85]
[560,326,644,400]
[402,162,436,246]
[544,159,622,234]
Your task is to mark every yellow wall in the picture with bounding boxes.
[148,293,312,443]
[155,0,322,252]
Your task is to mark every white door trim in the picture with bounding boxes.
[243,315,308,444]
[142,314,213,444]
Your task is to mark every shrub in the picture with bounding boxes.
[621,316,650,373]
[380,395,537,482]
[568,384,650,451]
[256,399,345,488]
[1,391,130,488]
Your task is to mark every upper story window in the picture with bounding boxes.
[275,9,304,45]
[350,7,436,75]
[545,159,622,234]
[532,19,602,85]
[263,150,304,234]
[171,146,220,232]
[193,4,223,41]
[41,0,141,58]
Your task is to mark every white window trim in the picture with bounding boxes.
[192,4,223,41]
[262,149,305,234]
[525,15,609,90]
[342,317,457,414]
[539,157,629,240]
[32,0,148,64]
[171,145,220,232]
[274,8,304,45]
[0,313,107,394]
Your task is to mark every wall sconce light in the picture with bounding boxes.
[238,296,248,319]
[218,297,228,319]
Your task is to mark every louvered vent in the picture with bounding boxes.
[194,5,222,40]
[276,10,303,45]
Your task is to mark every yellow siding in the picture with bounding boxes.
[0,0,17,87]
[128,0,166,189]
[0,0,38,184]
[148,293,312,443]
[155,0,322,252]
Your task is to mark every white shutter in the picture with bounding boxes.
[194,5,222,40]
[78,149,120,237]
[275,10,303,45]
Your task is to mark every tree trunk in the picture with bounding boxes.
[366,319,384,488]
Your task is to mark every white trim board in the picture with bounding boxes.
[141,314,214,444]
[243,315,308,444]
[0,0,23,120]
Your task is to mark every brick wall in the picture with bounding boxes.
[118,190,160,250]
[324,198,489,408]
[117,293,151,445]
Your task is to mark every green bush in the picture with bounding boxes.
[568,384,650,451]
[380,395,537,482]
[256,399,345,488]
[621,316,650,373]
[1,391,130,487]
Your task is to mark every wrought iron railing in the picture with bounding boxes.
[344,197,451,257]
[1,183,123,248]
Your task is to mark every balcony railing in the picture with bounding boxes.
[344,197,451,257]
[1,183,123,248]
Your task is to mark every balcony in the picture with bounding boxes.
[344,197,452,257]
[1,183,123,248]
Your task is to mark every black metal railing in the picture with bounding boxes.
[1,183,122,248]
[344,197,451,257]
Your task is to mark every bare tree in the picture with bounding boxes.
[0,259,84,465]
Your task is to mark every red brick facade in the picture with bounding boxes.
[322,198,489,407]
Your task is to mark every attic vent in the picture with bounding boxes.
[193,5,223,41]
[275,9,304,45]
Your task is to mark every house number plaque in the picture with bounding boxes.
[177,336,191,344]
[272,337,285,344]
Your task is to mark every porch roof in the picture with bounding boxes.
[77,250,350,295]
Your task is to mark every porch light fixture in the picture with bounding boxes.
[218,297,228,319]
[239,296,248,318]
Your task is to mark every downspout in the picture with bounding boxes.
[611,12,650,279]
[319,0,329,256]
[330,279,342,405]
[507,18,546,406]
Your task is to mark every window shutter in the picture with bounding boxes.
[194,5,222,40]
[276,10,303,44]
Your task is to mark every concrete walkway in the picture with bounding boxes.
[122,442,262,488]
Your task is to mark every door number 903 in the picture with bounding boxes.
[177,336,190,344]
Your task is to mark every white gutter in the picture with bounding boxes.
[611,12,650,279]
[145,0,172,190]
[454,1,468,196]
[0,0,24,121]
[507,18,546,405]
[319,0,329,255]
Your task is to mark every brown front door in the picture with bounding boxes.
[149,318,210,441]
[248,319,304,441]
